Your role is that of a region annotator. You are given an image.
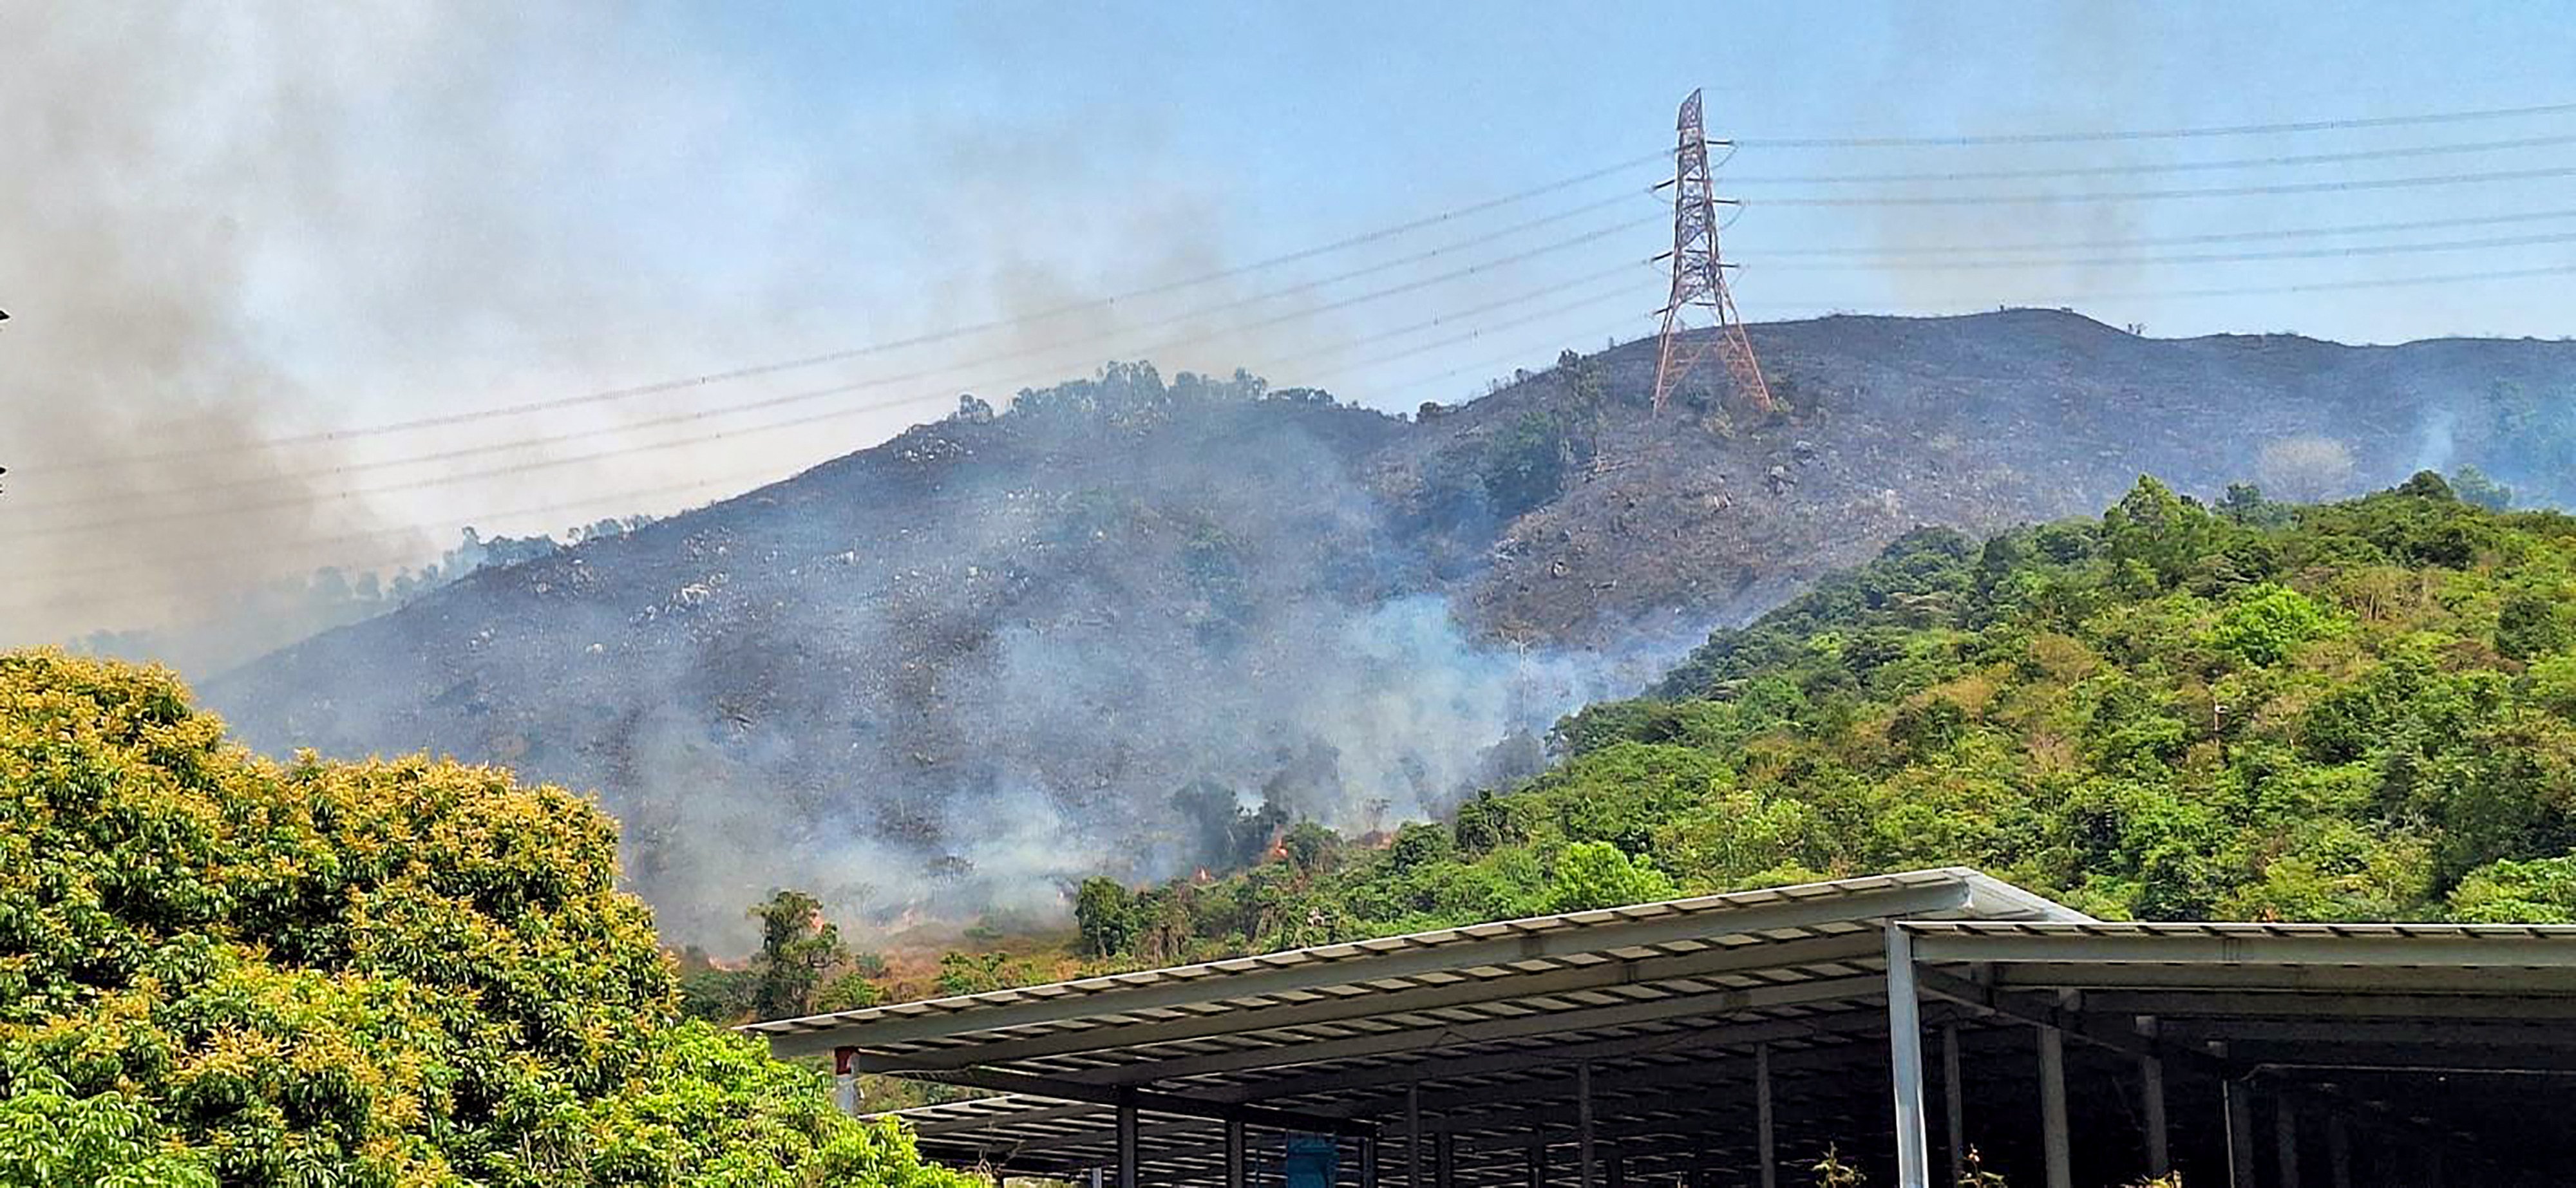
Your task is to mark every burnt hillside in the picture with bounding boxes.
[209,310,2576,946]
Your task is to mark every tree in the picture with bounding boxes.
[1075,877,1137,957]
[2450,856,2576,923]
[2497,590,2570,661]
[2452,464,2514,511]
[750,889,849,1021]
[0,650,976,1188]
[1481,410,1569,517]
[2211,583,2342,666]
[1544,842,1678,912]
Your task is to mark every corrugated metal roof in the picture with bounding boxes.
[818,872,2576,1188]
[744,867,2078,1059]
[1902,919,2576,941]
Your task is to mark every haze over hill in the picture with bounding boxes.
[209,309,2576,948]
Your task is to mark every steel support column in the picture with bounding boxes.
[2038,1023,2071,1188]
[1363,1137,1381,1188]
[1527,1144,1547,1188]
[1756,1044,1776,1188]
[1409,1084,1426,1188]
[2275,1100,2300,1188]
[2328,1114,2353,1188]
[2224,1080,2257,1188]
[1942,1024,1965,1187]
[2138,1017,2170,1178]
[1887,925,1932,1188]
[1226,1119,1247,1188]
[1578,1063,1598,1188]
[1117,1097,1141,1188]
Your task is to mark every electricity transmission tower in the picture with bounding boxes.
[1650,88,1774,417]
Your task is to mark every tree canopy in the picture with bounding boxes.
[0,650,976,1188]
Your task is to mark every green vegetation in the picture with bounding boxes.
[0,652,975,1188]
[1076,475,2576,961]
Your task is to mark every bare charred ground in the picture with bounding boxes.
[208,309,2576,944]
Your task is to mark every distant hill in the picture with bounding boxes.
[207,310,2576,947]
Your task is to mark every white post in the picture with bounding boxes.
[2137,1017,2170,1178]
[1756,1043,1776,1188]
[833,1047,861,1116]
[1942,1024,1965,1187]
[1886,925,1931,1188]
[2038,1024,2071,1188]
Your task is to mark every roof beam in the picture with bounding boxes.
[892,1068,1379,1138]
[1204,1003,1897,1104]
[869,932,1887,1072]
[1021,976,1887,1088]
[759,880,1972,1057]
[1986,962,2576,995]
[907,1099,1106,1138]
[1911,929,2576,969]
[2081,990,2576,1021]
[2161,1018,2576,1048]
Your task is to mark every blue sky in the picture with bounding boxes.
[6,1,2574,638]
[662,1,2575,344]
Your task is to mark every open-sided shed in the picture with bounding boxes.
[743,868,2576,1188]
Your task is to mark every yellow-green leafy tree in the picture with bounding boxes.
[0,650,978,1188]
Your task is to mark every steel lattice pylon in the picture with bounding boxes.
[1650,88,1774,417]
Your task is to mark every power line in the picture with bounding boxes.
[1,257,1658,543]
[1727,133,2576,185]
[1750,229,2576,272]
[1747,164,2576,207]
[17,207,1665,511]
[1738,100,2576,149]
[1742,262,2576,315]
[50,153,1672,471]
[10,296,1654,607]
[1756,207,2576,256]
[1995,261,2576,303]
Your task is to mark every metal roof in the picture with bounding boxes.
[757,871,2576,1187]
[748,867,2081,1061]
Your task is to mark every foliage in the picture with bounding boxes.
[749,891,848,1021]
[1063,475,2576,963]
[1075,878,1137,959]
[2453,464,2514,512]
[1481,411,1571,518]
[1809,1144,1864,1187]
[0,651,977,1188]
[1544,842,1678,912]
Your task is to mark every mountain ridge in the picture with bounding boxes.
[207,308,2576,948]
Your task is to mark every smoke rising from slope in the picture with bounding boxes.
[0,6,410,655]
[3,4,1333,670]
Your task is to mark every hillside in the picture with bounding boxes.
[207,310,2576,947]
[1069,476,2576,967]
